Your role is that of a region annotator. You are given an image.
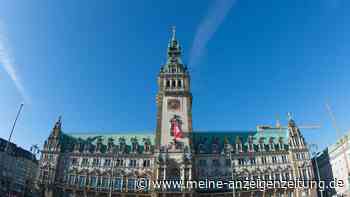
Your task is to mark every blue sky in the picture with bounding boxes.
[0,0,349,152]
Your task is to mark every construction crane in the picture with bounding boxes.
[325,103,350,182]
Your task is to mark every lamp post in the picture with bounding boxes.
[309,144,323,197]
[225,145,236,197]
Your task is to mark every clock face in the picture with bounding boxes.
[167,99,180,111]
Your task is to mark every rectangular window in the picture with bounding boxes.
[127,178,136,191]
[116,159,124,167]
[78,176,85,187]
[272,156,277,164]
[82,158,89,166]
[129,160,137,167]
[69,175,75,185]
[92,158,100,167]
[115,178,123,190]
[261,157,267,164]
[90,176,97,188]
[97,177,102,188]
[238,158,245,165]
[143,160,150,167]
[282,155,288,163]
[250,158,256,165]
[102,177,109,188]
[104,159,111,167]
[142,178,150,191]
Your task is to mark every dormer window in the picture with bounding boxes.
[248,135,254,152]
[279,137,284,150]
[269,138,275,151]
[235,136,243,153]
[248,144,254,152]
[258,138,264,151]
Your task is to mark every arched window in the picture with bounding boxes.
[178,80,182,88]
[172,80,176,88]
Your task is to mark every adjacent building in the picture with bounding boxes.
[315,133,350,196]
[38,29,316,197]
[0,137,39,197]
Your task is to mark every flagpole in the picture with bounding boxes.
[5,103,24,153]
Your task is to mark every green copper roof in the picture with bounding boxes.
[67,133,155,146]
[58,128,288,153]
[193,128,288,145]
[192,129,288,153]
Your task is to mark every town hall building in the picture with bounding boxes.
[38,29,316,197]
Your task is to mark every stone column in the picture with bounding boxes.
[180,165,185,181]
[163,166,167,180]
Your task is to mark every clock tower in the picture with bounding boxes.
[155,27,192,149]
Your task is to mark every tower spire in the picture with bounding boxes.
[162,26,186,71]
[287,112,296,127]
[171,26,176,41]
[52,115,62,137]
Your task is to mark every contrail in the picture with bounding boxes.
[189,0,236,67]
[0,22,29,103]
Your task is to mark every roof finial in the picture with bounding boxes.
[287,112,293,121]
[276,115,281,128]
[287,112,297,127]
[171,26,176,41]
[54,115,62,129]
